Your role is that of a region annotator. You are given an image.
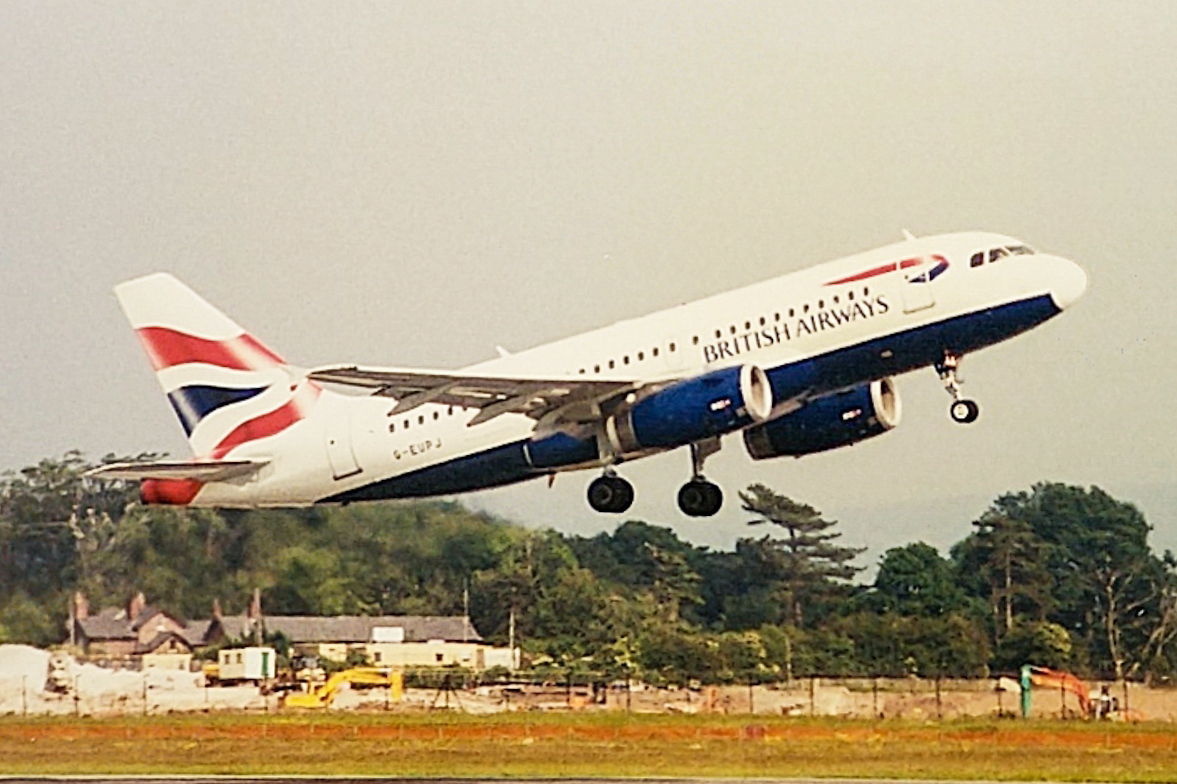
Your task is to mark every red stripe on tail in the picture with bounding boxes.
[136,327,285,371]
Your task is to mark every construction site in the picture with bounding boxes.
[2,643,1173,721]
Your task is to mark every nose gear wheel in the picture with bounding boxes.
[936,352,980,425]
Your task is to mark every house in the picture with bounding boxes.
[72,592,206,663]
[217,613,516,669]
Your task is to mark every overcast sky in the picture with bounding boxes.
[2,2,1175,562]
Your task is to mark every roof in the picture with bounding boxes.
[77,606,194,644]
[217,615,482,644]
[136,631,193,655]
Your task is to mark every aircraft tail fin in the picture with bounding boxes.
[114,273,318,458]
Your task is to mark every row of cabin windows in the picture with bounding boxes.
[970,245,1034,267]
[388,406,463,433]
[576,286,870,375]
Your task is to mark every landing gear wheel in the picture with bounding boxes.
[678,480,723,517]
[950,399,980,424]
[587,475,634,514]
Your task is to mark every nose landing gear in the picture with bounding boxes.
[937,352,980,424]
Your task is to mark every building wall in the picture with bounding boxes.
[142,652,193,671]
[365,642,518,670]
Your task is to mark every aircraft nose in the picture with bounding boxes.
[1050,256,1088,310]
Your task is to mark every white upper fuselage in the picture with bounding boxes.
[186,231,1086,506]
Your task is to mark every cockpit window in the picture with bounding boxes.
[971,244,1036,269]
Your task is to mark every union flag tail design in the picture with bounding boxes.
[114,273,319,459]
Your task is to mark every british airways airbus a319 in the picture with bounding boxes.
[90,231,1087,517]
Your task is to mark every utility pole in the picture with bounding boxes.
[508,608,516,671]
[463,579,470,642]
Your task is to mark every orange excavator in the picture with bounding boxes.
[1024,665,1091,716]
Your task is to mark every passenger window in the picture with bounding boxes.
[970,252,984,267]
[593,365,600,373]
[608,360,615,369]
[623,356,629,365]
[637,351,644,361]
[759,316,766,326]
[730,325,737,335]
[715,329,722,339]
[653,347,660,357]
[669,342,676,352]
[744,321,751,330]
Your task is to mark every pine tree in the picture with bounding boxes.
[739,483,864,628]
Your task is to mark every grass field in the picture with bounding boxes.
[2,712,1177,781]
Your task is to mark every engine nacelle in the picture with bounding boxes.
[609,364,773,453]
[743,377,900,459]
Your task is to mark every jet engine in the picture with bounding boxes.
[608,364,773,453]
[743,377,900,459]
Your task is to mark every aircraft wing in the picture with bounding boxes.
[86,460,268,482]
[308,365,642,427]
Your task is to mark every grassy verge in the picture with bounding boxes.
[2,712,1176,781]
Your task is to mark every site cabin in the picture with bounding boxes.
[216,646,276,683]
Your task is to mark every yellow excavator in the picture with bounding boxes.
[284,666,403,708]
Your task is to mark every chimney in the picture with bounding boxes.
[212,598,223,621]
[128,591,147,620]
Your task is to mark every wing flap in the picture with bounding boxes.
[86,460,268,482]
[308,365,640,424]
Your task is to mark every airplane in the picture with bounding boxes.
[88,231,1087,517]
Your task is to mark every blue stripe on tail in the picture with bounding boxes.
[168,385,269,435]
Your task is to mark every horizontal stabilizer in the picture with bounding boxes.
[86,459,268,483]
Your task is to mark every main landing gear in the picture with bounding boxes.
[587,471,634,514]
[678,438,723,518]
[937,352,980,424]
[585,438,725,517]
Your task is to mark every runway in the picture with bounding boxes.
[0,772,1120,776]
[0,778,1119,784]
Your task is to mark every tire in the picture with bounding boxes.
[950,399,980,424]
[678,480,723,517]
[588,475,634,514]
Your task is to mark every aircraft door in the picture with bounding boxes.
[901,269,935,313]
[325,408,363,480]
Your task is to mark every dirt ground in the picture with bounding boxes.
[3,644,1174,720]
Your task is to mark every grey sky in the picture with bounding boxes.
[2,2,1175,561]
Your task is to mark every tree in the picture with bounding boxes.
[739,484,864,627]
[978,483,1175,680]
[870,542,970,617]
[952,511,1054,642]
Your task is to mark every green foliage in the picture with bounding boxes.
[3,453,1175,683]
